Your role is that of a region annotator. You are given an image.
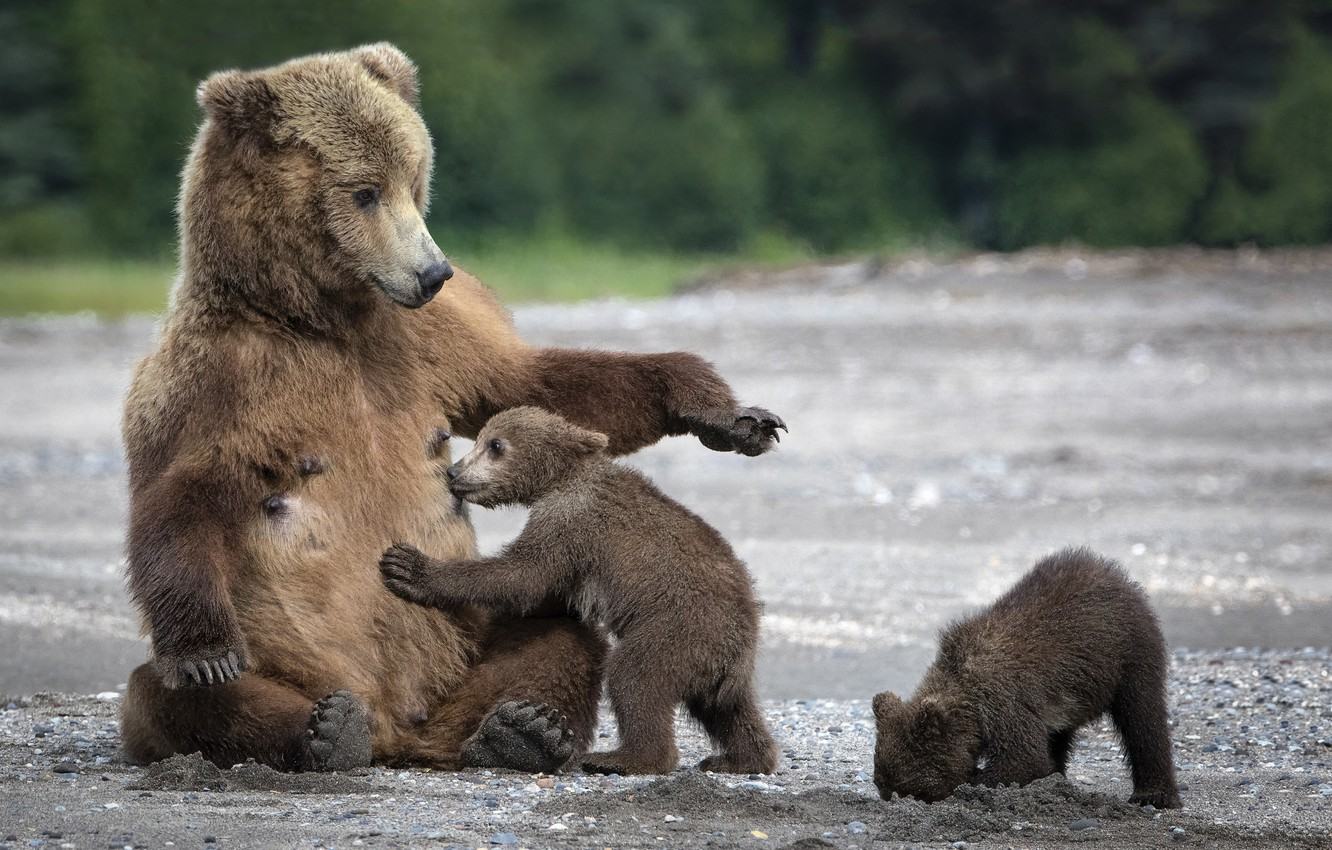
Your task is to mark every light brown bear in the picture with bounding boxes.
[119,44,785,773]
[380,407,779,775]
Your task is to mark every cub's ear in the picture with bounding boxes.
[913,697,950,737]
[567,424,610,456]
[353,42,419,107]
[196,70,277,132]
[872,691,903,723]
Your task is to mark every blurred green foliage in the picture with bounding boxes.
[3,0,1332,262]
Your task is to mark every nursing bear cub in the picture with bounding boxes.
[873,549,1180,808]
[381,407,778,775]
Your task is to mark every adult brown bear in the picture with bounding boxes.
[119,43,784,773]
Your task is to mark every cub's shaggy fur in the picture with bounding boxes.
[873,548,1180,808]
[118,44,785,774]
[381,407,779,775]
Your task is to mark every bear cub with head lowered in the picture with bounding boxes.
[380,406,778,776]
[872,548,1180,808]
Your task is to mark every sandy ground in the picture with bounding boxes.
[1,649,1329,849]
[1,249,1331,847]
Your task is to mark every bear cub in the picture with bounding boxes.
[872,548,1180,808]
[380,406,778,776]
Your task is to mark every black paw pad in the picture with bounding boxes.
[304,690,372,772]
[460,700,575,773]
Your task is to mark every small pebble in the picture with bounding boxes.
[488,833,517,846]
[51,762,78,774]
[1069,818,1099,831]
[846,821,866,834]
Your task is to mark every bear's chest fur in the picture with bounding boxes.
[227,336,482,722]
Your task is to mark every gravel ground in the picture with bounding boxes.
[1,649,1329,849]
[1,249,1331,847]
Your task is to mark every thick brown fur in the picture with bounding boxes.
[872,548,1180,808]
[380,407,779,776]
[120,44,785,773]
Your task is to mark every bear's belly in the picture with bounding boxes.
[231,409,483,729]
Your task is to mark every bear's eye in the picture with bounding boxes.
[488,438,504,456]
[353,187,381,209]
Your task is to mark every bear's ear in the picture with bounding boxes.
[872,691,903,723]
[353,42,419,107]
[913,697,950,737]
[564,422,610,456]
[197,70,277,133]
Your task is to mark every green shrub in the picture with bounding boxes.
[1197,31,1332,245]
[560,95,764,251]
[747,86,945,252]
[994,96,1208,248]
[0,203,95,258]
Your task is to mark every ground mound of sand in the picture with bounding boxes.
[126,752,377,794]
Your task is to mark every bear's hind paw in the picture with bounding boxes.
[460,700,575,773]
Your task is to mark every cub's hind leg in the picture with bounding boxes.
[1110,660,1181,808]
[688,681,778,774]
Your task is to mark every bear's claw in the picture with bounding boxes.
[158,647,247,688]
[460,699,575,773]
[303,690,372,772]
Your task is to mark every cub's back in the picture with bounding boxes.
[936,548,1161,685]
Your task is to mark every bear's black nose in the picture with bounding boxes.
[417,261,454,299]
[445,463,461,481]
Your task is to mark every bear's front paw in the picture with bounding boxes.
[155,646,247,689]
[379,543,434,606]
[691,406,787,456]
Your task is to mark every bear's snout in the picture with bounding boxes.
[417,261,454,301]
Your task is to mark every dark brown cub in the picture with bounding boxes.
[380,406,778,775]
[872,548,1180,808]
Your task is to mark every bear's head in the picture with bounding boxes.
[183,44,453,321]
[446,407,609,508]
[871,691,981,803]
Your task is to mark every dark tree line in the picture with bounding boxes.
[4,0,1332,257]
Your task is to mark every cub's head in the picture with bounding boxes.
[446,407,609,507]
[871,691,980,803]
[187,44,452,313]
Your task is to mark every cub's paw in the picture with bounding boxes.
[1130,787,1182,809]
[692,407,787,456]
[460,700,575,773]
[302,690,372,772]
[582,748,677,776]
[379,543,433,605]
[155,647,246,689]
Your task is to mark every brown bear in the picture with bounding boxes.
[379,407,779,775]
[872,548,1180,808]
[118,43,786,774]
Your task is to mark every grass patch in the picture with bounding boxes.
[0,234,820,316]
[0,260,175,316]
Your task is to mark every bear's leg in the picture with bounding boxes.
[1111,662,1181,808]
[581,642,680,775]
[120,663,371,772]
[688,685,778,774]
[1047,728,1077,773]
[415,616,606,772]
